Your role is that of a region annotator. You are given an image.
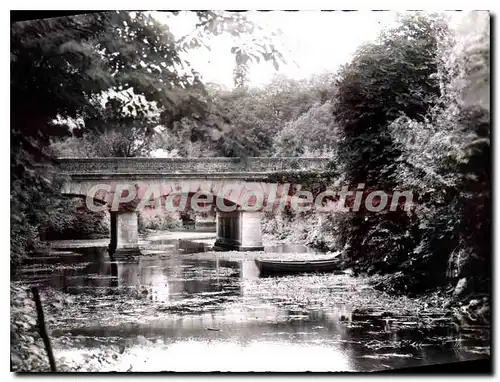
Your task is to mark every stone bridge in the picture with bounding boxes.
[56,157,332,254]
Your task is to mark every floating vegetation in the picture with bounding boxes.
[12,245,490,372]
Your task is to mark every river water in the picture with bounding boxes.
[16,231,490,372]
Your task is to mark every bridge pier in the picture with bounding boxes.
[109,211,141,256]
[214,211,264,251]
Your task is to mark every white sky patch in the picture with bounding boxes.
[154,10,469,89]
[150,148,181,158]
[155,11,400,88]
[51,115,85,131]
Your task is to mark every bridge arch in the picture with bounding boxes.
[137,190,265,251]
[55,157,333,255]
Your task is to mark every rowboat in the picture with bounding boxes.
[254,258,340,276]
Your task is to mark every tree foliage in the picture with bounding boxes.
[172,11,287,89]
[273,100,339,157]
[387,12,490,293]
[198,73,338,156]
[330,14,449,281]
[10,11,285,266]
[327,11,490,295]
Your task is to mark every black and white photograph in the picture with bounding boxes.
[9,8,491,373]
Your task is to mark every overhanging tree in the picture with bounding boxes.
[10,11,285,266]
[332,13,449,285]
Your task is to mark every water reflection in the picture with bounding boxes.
[240,260,260,281]
[102,340,354,372]
[21,236,490,372]
[264,243,318,254]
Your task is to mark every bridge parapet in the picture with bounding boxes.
[56,157,333,176]
[54,157,335,253]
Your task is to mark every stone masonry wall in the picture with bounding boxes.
[56,157,332,175]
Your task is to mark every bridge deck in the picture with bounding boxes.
[56,157,333,176]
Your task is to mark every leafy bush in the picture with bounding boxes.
[387,12,490,294]
[38,199,110,240]
[138,213,182,232]
[331,13,447,285]
[262,210,324,246]
[326,12,491,295]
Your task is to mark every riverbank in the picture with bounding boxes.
[10,283,125,372]
[262,217,491,329]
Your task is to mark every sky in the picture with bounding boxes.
[154,11,467,90]
[157,11,398,89]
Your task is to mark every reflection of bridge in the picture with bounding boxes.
[56,157,332,255]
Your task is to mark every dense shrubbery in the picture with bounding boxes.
[331,14,447,273]
[138,213,182,233]
[39,199,110,241]
[317,12,491,296]
[11,189,109,267]
[261,210,340,252]
[262,211,316,243]
[260,13,490,301]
